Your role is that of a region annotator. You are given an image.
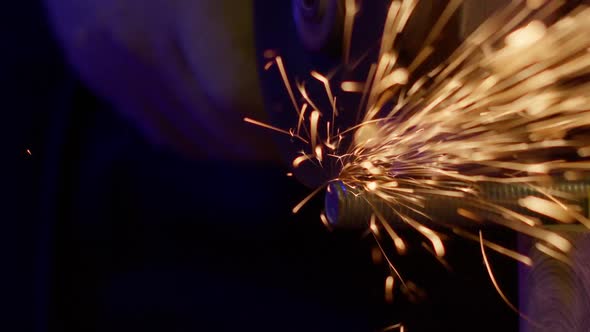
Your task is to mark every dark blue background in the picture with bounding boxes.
[3,1,518,331]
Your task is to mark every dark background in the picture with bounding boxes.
[3,1,519,331]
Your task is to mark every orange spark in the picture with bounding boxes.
[341,81,365,93]
[311,71,338,116]
[244,118,308,144]
[385,276,395,303]
[343,0,358,66]
[275,56,300,116]
[310,110,320,151]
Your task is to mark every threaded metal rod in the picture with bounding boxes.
[325,180,590,229]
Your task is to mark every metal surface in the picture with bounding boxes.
[325,180,590,229]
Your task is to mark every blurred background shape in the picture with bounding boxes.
[44,0,276,161]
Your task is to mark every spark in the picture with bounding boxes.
[297,82,321,113]
[374,210,407,255]
[326,121,333,149]
[456,208,484,224]
[454,228,532,266]
[357,64,377,122]
[293,154,313,168]
[527,0,546,10]
[564,171,583,181]
[332,3,590,267]
[535,242,572,265]
[310,110,321,152]
[311,71,338,116]
[370,214,380,236]
[518,196,576,224]
[251,0,590,311]
[379,1,402,58]
[367,181,378,191]
[402,215,445,257]
[275,56,300,116]
[505,21,546,49]
[408,0,463,73]
[243,118,308,144]
[343,0,358,66]
[341,81,365,93]
[315,145,324,162]
[578,146,590,157]
[292,185,326,214]
[383,323,405,332]
[385,276,395,303]
[297,103,308,136]
[372,230,407,287]
[422,242,452,271]
[480,231,539,327]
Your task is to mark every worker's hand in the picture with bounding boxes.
[44,0,277,161]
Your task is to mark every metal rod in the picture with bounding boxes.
[325,180,590,229]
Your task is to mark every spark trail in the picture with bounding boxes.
[248,0,590,309]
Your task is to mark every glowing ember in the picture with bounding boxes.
[385,275,395,303]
